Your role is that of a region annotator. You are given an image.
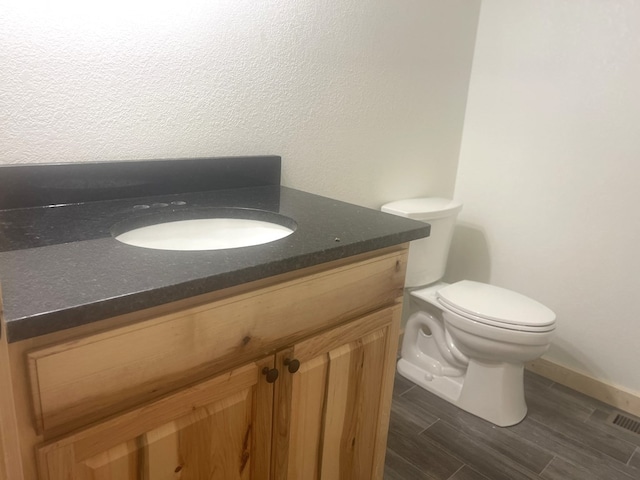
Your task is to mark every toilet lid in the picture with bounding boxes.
[436,281,556,329]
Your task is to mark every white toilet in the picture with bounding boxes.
[382,198,556,427]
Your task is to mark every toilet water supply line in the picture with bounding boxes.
[403,311,469,377]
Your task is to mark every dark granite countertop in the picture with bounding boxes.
[0,157,429,343]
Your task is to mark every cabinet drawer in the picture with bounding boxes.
[28,249,407,435]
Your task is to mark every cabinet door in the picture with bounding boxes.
[272,305,401,480]
[37,358,274,480]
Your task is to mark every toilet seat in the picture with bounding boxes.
[439,299,556,333]
[437,281,556,332]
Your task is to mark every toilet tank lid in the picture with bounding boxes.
[437,281,556,328]
[381,198,463,220]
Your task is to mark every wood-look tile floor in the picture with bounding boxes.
[385,370,640,480]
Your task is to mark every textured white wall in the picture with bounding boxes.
[0,0,480,208]
[452,0,640,393]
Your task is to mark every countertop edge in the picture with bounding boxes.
[4,228,427,343]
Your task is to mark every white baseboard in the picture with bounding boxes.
[526,358,640,417]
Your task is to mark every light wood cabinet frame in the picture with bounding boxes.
[0,245,408,480]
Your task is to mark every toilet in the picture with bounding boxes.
[382,198,555,427]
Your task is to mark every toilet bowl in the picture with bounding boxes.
[382,199,556,427]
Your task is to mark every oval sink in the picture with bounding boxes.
[113,208,296,251]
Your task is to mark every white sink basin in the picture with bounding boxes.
[114,210,296,251]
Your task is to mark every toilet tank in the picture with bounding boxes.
[382,198,463,287]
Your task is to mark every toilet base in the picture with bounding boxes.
[397,357,463,402]
[397,356,527,427]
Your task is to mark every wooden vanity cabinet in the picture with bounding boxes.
[0,246,407,480]
[36,357,275,480]
[35,305,399,480]
[271,306,399,480]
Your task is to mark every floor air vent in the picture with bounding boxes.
[610,413,640,435]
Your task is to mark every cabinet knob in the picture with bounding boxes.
[284,358,300,374]
[262,367,279,383]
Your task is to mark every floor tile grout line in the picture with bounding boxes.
[541,450,638,480]
[526,413,637,466]
[547,382,614,417]
[583,402,596,420]
[583,408,597,424]
[529,418,635,473]
[398,392,553,476]
[386,445,440,480]
[537,454,556,479]
[398,384,417,397]
[389,372,640,480]
[434,413,554,475]
[416,417,440,436]
[421,418,541,479]
[444,464,465,480]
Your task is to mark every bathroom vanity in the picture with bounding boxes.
[0,157,429,480]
